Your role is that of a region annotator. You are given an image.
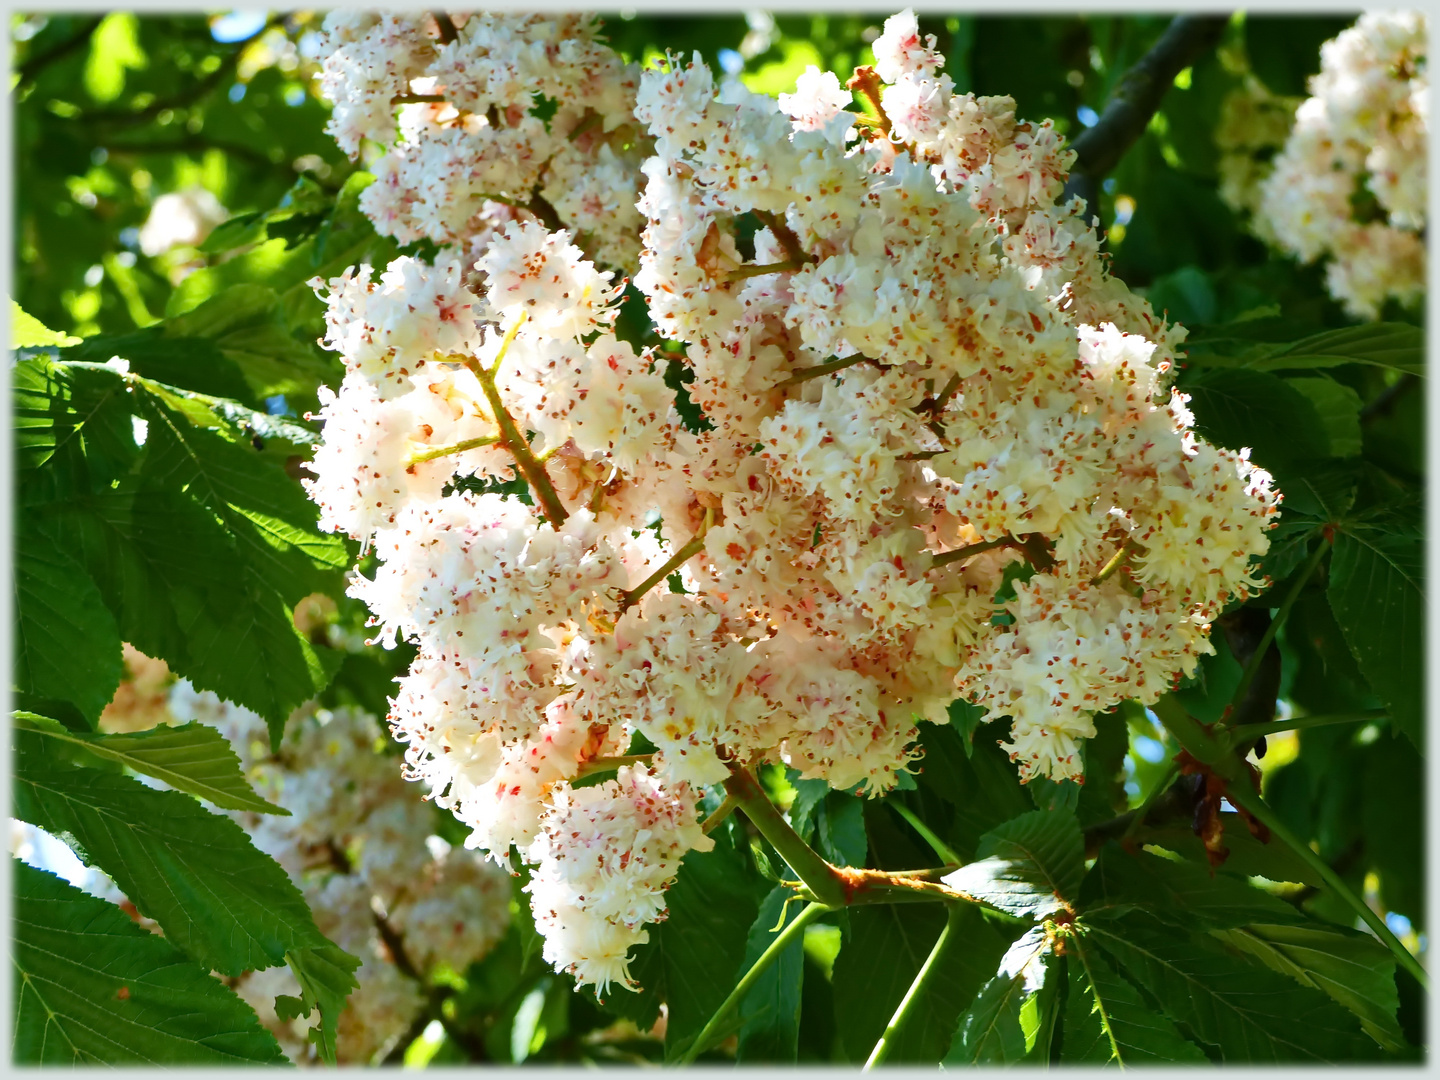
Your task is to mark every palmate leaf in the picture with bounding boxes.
[1061,929,1207,1065]
[944,926,1055,1065]
[13,712,286,815]
[13,725,341,977]
[13,532,124,727]
[34,483,340,742]
[1327,526,1424,745]
[12,861,287,1065]
[944,809,1084,918]
[138,387,347,604]
[835,902,1011,1064]
[1214,923,1406,1052]
[1086,918,1379,1062]
[1079,843,1303,929]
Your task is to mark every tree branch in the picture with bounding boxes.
[1062,15,1230,204]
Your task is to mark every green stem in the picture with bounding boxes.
[702,792,738,835]
[864,901,963,1070]
[927,373,962,416]
[406,434,500,467]
[617,508,711,615]
[391,93,446,105]
[1225,783,1428,991]
[890,802,961,865]
[679,900,831,1064]
[930,534,1016,569]
[728,259,807,282]
[1225,535,1328,724]
[574,753,653,780]
[772,354,869,389]
[1089,538,1135,585]
[724,765,850,908]
[1227,708,1388,747]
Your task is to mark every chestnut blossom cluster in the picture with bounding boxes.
[93,654,512,1066]
[1255,12,1427,319]
[307,10,1278,994]
[317,10,648,270]
[1214,75,1302,221]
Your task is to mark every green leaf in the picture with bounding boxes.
[735,886,806,1063]
[816,791,867,868]
[1328,527,1424,744]
[1088,919,1378,1062]
[12,861,287,1065]
[14,358,136,496]
[1247,323,1424,377]
[161,283,335,407]
[139,388,348,603]
[914,720,1031,862]
[602,834,765,1059]
[12,300,80,347]
[1278,460,1359,524]
[33,480,337,742]
[13,536,123,727]
[1079,843,1303,928]
[1214,923,1405,1052]
[13,712,287,815]
[836,903,1011,1064]
[1287,376,1362,458]
[946,697,990,756]
[1061,930,1207,1064]
[944,809,1083,918]
[944,926,1053,1064]
[59,329,255,406]
[12,726,342,977]
[284,944,364,1067]
[1181,367,1329,476]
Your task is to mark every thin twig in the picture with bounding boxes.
[431,11,459,44]
[727,259,807,282]
[772,355,870,389]
[929,534,1017,569]
[864,901,962,1070]
[406,434,500,467]
[702,792,739,835]
[575,753,654,779]
[1062,15,1230,211]
[617,508,712,614]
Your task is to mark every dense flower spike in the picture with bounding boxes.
[309,9,1278,993]
[316,11,649,269]
[1254,12,1428,319]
